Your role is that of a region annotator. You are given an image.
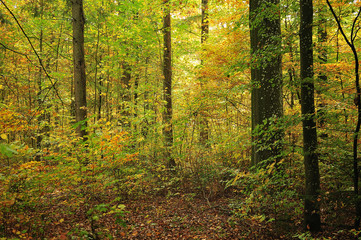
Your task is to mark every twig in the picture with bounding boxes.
[0,0,64,106]
[0,42,33,63]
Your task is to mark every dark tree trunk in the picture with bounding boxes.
[300,0,321,231]
[163,0,175,168]
[72,0,87,139]
[249,0,283,166]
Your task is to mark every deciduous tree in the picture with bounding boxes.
[300,0,321,231]
[72,0,87,139]
[163,0,175,167]
[249,0,283,166]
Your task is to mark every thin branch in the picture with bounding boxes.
[326,0,353,48]
[354,27,361,42]
[327,0,361,229]
[31,35,72,61]
[0,42,31,60]
[0,0,64,106]
[351,7,361,43]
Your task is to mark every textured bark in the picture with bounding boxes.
[163,0,175,168]
[300,0,321,231]
[250,0,283,166]
[72,0,87,139]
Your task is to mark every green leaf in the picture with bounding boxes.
[0,143,18,157]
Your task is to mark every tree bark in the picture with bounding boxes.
[72,0,87,139]
[249,0,283,166]
[163,0,175,168]
[300,0,321,231]
[200,0,209,146]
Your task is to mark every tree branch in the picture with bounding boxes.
[326,0,353,48]
[351,7,361,43]
[0,0,64,106]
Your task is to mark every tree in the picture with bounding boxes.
[163,0,175,168]
[300,0,321,231]
[326,0,361,229]
[72,0,87,139]
[249,0,283,166]
[199,0,209,146]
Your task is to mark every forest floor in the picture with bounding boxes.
[40,194,286,239]
[2,179,359,239]
[32,192,358,239]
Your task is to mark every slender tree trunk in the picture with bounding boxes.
[98,77,103,120]
[249,0,283,166]
[163,0,175,168]
[36,0,50,158]
[300,0,321,231]
[121,61,131,124]
[134,75,139,117]
[36,20,44,150]
[94,22,100,122]
[336,30,349,140]
[199,0,209,146]
[316,5,328,136]
[72,0,87,139]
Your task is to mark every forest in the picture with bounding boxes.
[1,0,361,239]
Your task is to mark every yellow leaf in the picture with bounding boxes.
[1,134,7,140]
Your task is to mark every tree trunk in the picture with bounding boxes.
[300,0,321,231]
[249,0,283,166]
[199,0,209,146]
[36,2,44,151]
[72,0,87,139]
[121,61,131,125]
[163,0,175,168]
[316,5,328,137]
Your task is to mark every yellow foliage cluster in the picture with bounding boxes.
[0,107,33,134]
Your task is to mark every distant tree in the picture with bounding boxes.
[163,0,175,168]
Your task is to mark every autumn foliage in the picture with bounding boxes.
[0,0,361,238]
